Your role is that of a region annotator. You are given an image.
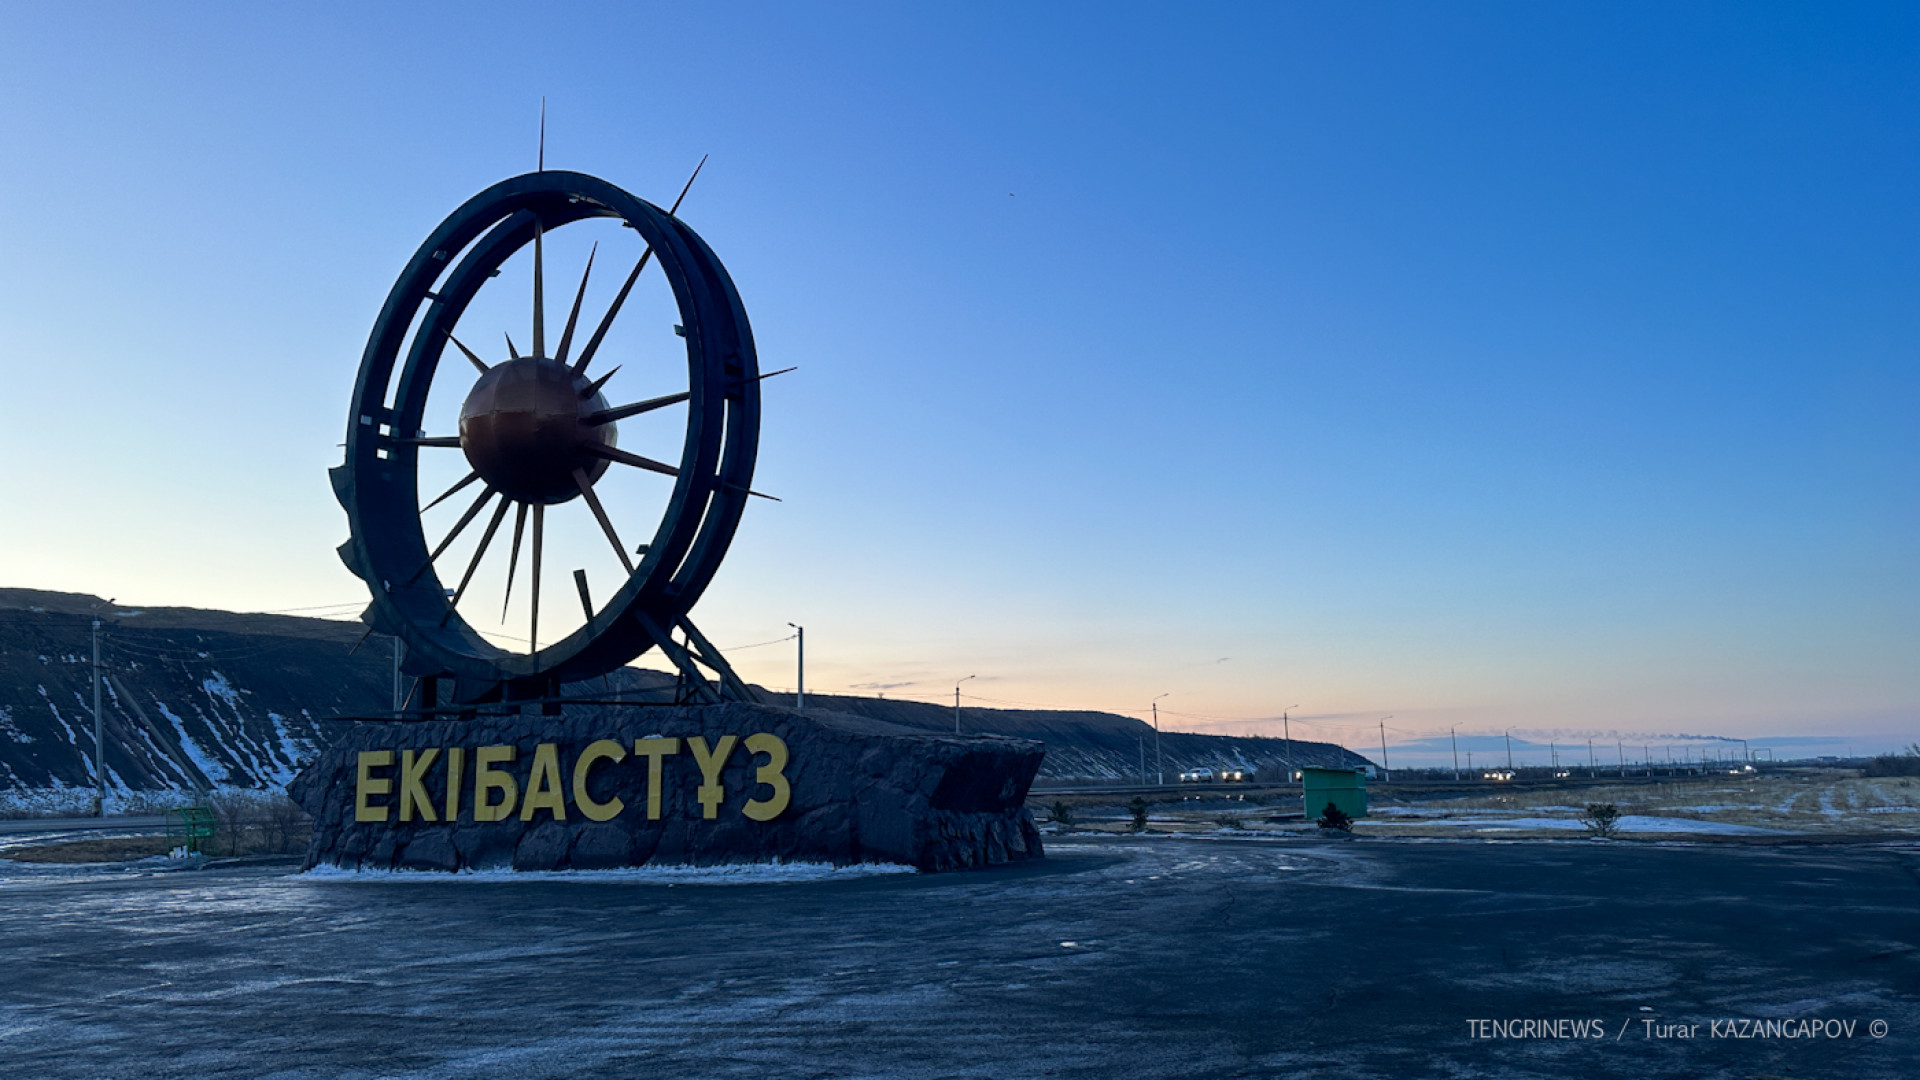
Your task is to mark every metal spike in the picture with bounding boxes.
[573,467,635,573]
[501,501,529,621]
[582,442,679,479]
[532,219,546,357]
[580,364,620,401]
[446,332,489,374]
[573,569,593,622]
[555,242,597,366]
[530,504,544,652]
[423,470,481,512]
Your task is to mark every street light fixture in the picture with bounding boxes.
[954,674,975,734]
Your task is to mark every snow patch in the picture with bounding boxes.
[153,700,231,784]
[300,861,918,885]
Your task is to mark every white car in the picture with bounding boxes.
[1179,768,1215,783]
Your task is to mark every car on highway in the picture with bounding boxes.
[1179,768,1215,783]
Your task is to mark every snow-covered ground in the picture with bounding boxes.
[300,860,917,885]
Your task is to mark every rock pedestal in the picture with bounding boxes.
[290,702,1044,873]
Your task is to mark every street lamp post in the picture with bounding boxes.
[1151,693,1169,785]
[1505,728,1514,773]
[1450,726,1460,781]
[786,623,804,709]
[1378,716,1393,782]
[1282,704,1299,785]
[954,674,975,734]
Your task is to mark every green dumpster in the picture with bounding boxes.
[1302,767,1367,822]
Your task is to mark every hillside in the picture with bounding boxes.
[0,588,1368,792]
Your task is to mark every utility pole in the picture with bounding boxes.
[92,618,105,816]
[954,674,974,734]
[1588,738,1595,777]
[1505,728,1514,772]
[1550,741,1558,771]
[1283,704,1298,784]
[1618,739,1625,779]
[1378,716,1393,782]
[1151,693,1168,785]
[787,623,804,708]
[1450,726,1460,781]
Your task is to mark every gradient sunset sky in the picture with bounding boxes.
[0,3,1912,758]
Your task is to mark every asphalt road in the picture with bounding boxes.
[2,835,1915,1078]
[0,815,166,835]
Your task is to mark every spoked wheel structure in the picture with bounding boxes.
[332,169,767,712]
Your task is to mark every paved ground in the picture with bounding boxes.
[2,835,1916,1079]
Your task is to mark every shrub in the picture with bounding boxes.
[1863,744,1920,778]
[1318,802,1353,831]
[1582,803,1621,839]
[261,796,310,855]
[1050,801,1074,829]
[1127,797,1149,833]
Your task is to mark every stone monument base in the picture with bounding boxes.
[290,701,1045,873]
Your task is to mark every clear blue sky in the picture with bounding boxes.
[0,3,1913,757]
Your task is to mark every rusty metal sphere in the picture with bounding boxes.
[457,357,614,504]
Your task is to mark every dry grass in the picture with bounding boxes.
[1045,770,1920,841]
[5,835,175,863]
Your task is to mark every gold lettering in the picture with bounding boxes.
[571,740,627,822]
[686,735,738,820]
[520,743,568,822]
[444,746,465,820]
[473,745,519,822]
[355,750,394,823]
[399,748,440,822]
[741,733,791,822]
[631,737,681,820]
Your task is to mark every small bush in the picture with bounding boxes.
[1863,744,1920,778]
[261,796,310,854]
[1318,802,1353,831]
[1050,801,1074,828]
[1582,803,1621,839]
[1127,797,1150,833]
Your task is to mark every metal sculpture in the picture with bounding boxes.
[331,165,770,712]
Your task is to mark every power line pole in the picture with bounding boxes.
[1283,704,1298,785]
[1618,739,1625,779]
[1505,728,1514,772]
[1588,737,1595,777]
[1151,693,1168,786]
[92,618,105,816]
[1450,726,1460,781]
[1378,716,1392,782]
[787,623,804,708]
